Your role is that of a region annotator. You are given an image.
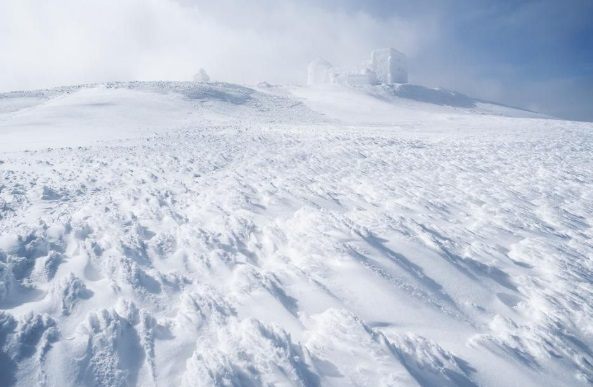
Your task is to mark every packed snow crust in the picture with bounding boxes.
[0,81,593,386]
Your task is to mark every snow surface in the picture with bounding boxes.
[1,81,593,386]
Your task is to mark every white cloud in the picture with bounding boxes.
[0,0,435,91]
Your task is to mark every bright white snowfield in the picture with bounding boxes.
[1,81,593,387]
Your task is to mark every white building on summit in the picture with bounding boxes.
[307,48,408,86]
[370,48,407,84]
[307,59,334,85]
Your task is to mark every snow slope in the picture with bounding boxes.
[1,81,592,387]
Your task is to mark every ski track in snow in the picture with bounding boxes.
[0,82,593,386]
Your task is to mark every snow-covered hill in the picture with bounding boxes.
[1,81,592,386]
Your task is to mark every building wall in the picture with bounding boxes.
[371,48,408,84]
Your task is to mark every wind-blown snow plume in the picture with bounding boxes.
[0,0,427,91]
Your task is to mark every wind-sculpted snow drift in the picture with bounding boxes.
[0,81,592,386]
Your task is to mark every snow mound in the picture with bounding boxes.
[0,82,325,152]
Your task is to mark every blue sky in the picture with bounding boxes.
[329,0,593,120]
[1,0,591,120]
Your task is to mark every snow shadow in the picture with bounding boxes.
[0,351,16,387]
[353,230,458,308]
[392,84,476,108]
[382,337,478,387]
[417,225,517,291]
[181,83,254,105]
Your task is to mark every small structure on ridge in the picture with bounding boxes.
[306,48,408,86]
[193,68,210,83]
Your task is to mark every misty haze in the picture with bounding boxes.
[1,1,592,387]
